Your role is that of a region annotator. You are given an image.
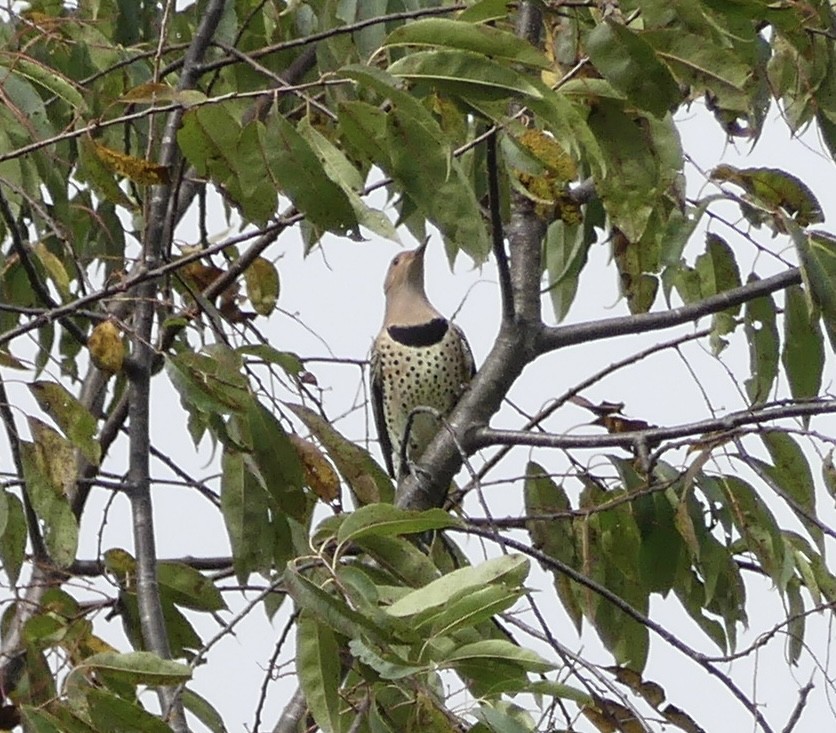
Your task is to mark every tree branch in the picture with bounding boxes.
[536,268,802,353]
[127,4,228,729]
[486,130,513,322]
[470,399,836,451]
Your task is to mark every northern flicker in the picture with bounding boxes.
[371,241,475,479]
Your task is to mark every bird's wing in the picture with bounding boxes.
[452,323,477,379]
[370,342,396,478]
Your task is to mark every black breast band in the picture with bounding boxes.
[388,318,449,347]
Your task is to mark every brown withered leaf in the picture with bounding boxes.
[593,415,653,433]
[90,138,170,185]
[607,666,666,708]
[569,395,625,416]
[662,704,706,733]
[289,434,340,503]
[87,320,124,374]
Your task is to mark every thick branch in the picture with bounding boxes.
[470,399,836,451]
[537,268,802,353]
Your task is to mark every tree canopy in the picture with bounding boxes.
[1,1,835,732]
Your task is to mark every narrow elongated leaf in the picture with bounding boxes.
[221,449,272,583]
[743,280,778,404]
[337,504,458,544]
[782,285,824,401]
[752,432,822,551]
[389,50,544,99]
[800,231,836,349]
[586,20,680,117]
[384,19,549,68]
[297,614,342,733]
[241,400,306,519]
[440,639,554,673]
[344,67,490,260]
[80,651,191,685]
[0,491,26,584]
[261,114,358,236]
[181,689,228,733]
[86,688,173,733]
[284,564,384,641]
[386,554,529,618]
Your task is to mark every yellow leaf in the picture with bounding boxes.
[87,320,124,374]
[91,138,170,185]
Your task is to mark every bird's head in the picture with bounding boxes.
[383,239,427,297]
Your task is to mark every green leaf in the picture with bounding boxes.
[240,400,306,520]
[166,349,251,417]
[261,113,359,236]
[28,381,100,465]
[0,52,88,112]
[643,29,751,112]
[715,475,787,588]
[544,221,589,322]
[586,102,658,242]
[288,402,393,506]
[386,554,529,618]
[712,165,824,226]
[695,233,742,352]
[20,441,78,568]
[181,689,228,733]
[753,432,822,551]
[157,561,226,612]
[586,20,680,118]
[743,278,778,405]
[384,19,549,69]
[782,285,824,402]
[0,491,26,584]
[388,50,544,99]
[344,67,490,261]
[798,230,836,350]
[786,578,804,665]
[337,504,458,545]
[353,534,441,588]
[86,688,174,733]
[296,614,342,733]
[440,639,555,674]
[284,564,385,641]
[220,448,273,583]
[80,651,191,685]
[524,462,582,631]
[243,257,280,317]
[421,584,522,637]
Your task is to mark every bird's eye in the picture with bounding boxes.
[392,256,402,266]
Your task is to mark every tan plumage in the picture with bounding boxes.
[371,241,475,478]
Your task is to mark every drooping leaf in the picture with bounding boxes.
[79,651,191,685]
[782,285,824,402]
[743,279,778,405]
[243,257,280,316]
[586,20,680,117]
[288,402,393,506]
[296,614,342,733]
[711,165,824,226]
[28,381,100,465]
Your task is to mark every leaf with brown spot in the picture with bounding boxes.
[290,435,341,503]
[90,138,170,185]
[244,257,280,316]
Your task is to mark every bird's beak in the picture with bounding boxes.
[415,238,429,259]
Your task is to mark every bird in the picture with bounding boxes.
[371,240,475,480]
